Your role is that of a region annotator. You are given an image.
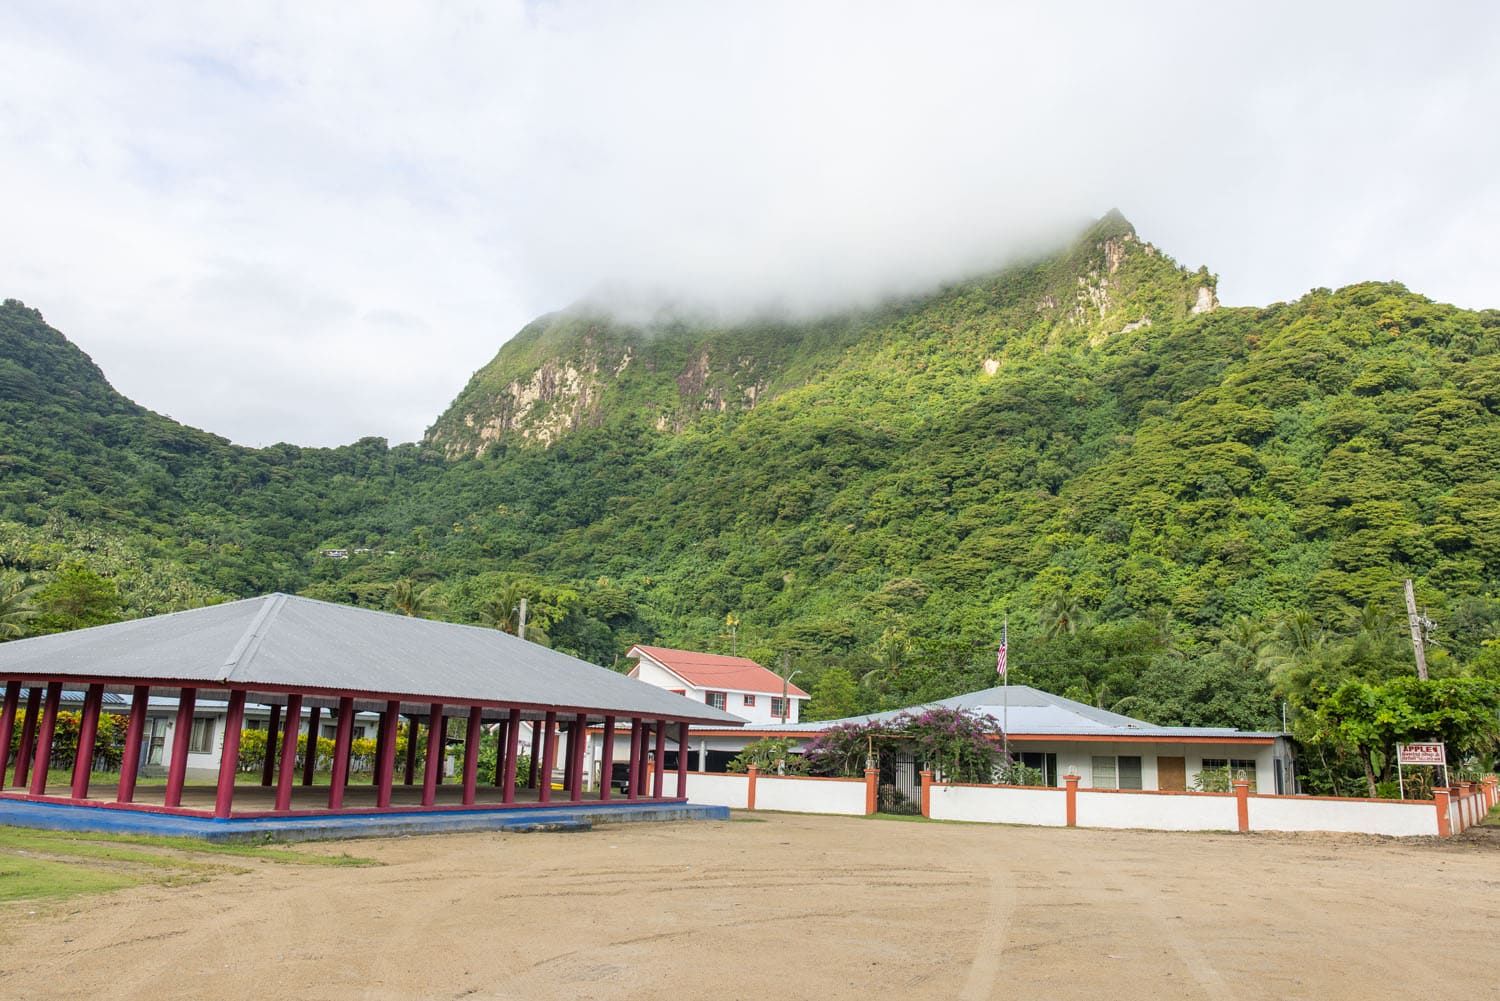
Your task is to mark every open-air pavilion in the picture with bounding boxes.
[0,594,741,827]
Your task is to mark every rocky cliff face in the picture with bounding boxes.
[424,211,1218,458]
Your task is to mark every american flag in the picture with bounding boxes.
[996,622,1008,678]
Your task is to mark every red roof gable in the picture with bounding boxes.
[629,645,810,697]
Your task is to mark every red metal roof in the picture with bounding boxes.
[629,645,810,698]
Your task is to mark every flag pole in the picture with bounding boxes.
[1001,615,1009,767]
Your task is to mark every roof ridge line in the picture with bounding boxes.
[217,593,288,683]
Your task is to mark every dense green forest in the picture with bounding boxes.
[3,212,1498,794]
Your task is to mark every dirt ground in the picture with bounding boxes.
[1,813,1496,1001]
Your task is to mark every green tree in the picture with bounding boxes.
[0,577,38,639]
[31,565,122,633]
[806,667,860,721]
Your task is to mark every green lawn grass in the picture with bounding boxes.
[0,826,376,905]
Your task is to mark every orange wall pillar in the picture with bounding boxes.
[1234,779,1250,833]
[1063,773,1079,827]
[746,764,758,811]
[864,767,878,815]
[1433,787,1451,838]
[920,769,932,818]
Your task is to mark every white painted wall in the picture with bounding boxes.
[754,775,866,815]
[663,770,750,809]
[929,784,1067,826]
[1248,795,1437,837]
[1031,741,1277,794]
[1075,790,1237,831]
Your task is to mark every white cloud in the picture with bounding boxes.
[1,1,1496,445]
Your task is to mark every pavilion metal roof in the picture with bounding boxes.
[0,594,742,725]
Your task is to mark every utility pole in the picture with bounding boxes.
[517,597,528,643]
[1402,579,1427,680]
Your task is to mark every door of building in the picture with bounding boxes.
[1158,756,1186,791]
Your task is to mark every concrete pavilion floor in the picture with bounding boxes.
[0,780,725,842]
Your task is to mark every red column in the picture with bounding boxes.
[302,705,321,786]
[164,688,197,807]
[538,711,557,804]
[462,705,483,806]
[275,693,303,811]
[213,690,247,818]
[403,714,418,785]
[117,685,149,803]
[327,697,355,809]
[559,722,573,796]
[260,704,281,786]
[0,680,20,781]
[652,720,666,799]
[370,709,387,787]
[677,722,690,801]
[626,718,642,800]
[569,713,587,802]
[11,686,41,788]
[528,721,542,788]
[599,716,616,802]
[29,683,62,795]
[375,700,400,808]
[493,717,509,787]
[501,707,521,805]
[421,704,445,807]
[71,683,105,799]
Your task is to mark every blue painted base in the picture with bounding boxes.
[0,799,729,843]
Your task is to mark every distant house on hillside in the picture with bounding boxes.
[626,645,809,725]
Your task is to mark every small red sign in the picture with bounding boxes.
[1397,742,1445,765]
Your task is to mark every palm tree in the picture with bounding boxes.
[1040,593,1084,639]
[479,582,527,634]
[388,579,443,619]
[0,578,38,640]
[479,582,552,646]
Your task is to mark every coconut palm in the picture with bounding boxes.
[1040,593,1084,639]
[388,579,443,619]
[0,578,38,639]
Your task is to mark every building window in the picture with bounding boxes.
[189,717,215,754]
[1019,752,1058,786]
[770,697,787,718]
[1201,758,1258,792]
[322,724,338,740]
[1089,755,1143,790]
[706,691,727,711]
[743,694,756,707]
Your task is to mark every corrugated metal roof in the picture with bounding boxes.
[0,595,742,726]
[743,684,1284,739]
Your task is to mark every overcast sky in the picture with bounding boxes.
[2,3,1497,447]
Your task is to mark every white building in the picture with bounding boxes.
[626,645,808,725]
[663,684,1299,800]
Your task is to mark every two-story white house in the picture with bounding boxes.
[625,645,809,725]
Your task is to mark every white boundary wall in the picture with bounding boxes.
[1248,795,1437,837]
[665,771,748,809]
[755,775,867,815]
[1076,790,1236,831]
[929,784,1066,826]
[931,782,1450,837]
